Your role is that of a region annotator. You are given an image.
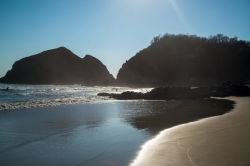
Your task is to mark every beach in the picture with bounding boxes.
[130,97,250,166]
[0,98,234,165]
[1,0,250,165]
[0,84,238,166]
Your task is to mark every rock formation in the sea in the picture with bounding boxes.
[98,84,250,100]
[0,47,115,85]
[117,34,250,87]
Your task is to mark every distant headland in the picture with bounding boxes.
[1,34,250,86]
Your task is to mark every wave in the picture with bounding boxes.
[0,83,152,110]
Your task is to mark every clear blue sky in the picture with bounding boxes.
[1,0,250,78]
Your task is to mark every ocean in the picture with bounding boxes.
[0,83,152,110]
[0,84,233,166]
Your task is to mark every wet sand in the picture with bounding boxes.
[0,99,233,166]
[130,97,250,166]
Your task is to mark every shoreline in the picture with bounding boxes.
[130,97,250,166]
[0,97,237,165]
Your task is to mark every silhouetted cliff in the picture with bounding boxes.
[117,34,250,87]
[0,47,114,85]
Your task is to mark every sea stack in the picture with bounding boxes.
[0,47,115,85]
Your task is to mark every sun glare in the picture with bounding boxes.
[169,0,192,30]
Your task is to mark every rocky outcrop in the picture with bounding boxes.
[116,34,250,87]
[98,85,250,100]
[0,47,114,85]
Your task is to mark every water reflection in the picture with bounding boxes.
[122,99,234,134]
[0,103,149,166]
[0,99,234,166]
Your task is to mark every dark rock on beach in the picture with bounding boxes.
[98,84,250,100]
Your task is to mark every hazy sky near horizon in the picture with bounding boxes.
[1,0,250,78]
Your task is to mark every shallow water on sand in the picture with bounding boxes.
[0,101,158,166]
[0,99,233,166]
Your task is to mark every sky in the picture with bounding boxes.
[0,0,250,78]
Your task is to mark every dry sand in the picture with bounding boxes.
[130,97,250,166]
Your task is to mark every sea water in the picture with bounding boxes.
[0,83,152,110]
[0,84,232,166]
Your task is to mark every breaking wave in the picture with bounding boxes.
[0,83,152,110]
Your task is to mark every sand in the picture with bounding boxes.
[130,97,250,166]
